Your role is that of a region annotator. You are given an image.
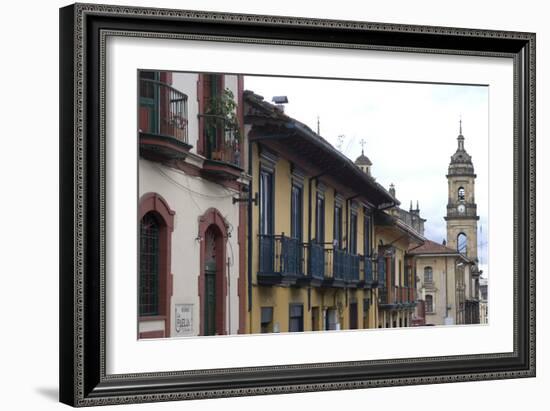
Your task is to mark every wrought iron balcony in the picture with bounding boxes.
[258,234,300,286]
[139,78,192,160]
[199,114,243,179]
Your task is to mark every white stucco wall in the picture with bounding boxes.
[139,158,242,337]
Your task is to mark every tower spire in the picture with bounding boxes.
[359,138,366,155]
[457,117,465,151]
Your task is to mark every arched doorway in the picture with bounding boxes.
[198,208,228,336]
[204,225,224,336]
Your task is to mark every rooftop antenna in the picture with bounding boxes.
[343,136,355,155]
[317,116,320,135]
[337,134,345,152]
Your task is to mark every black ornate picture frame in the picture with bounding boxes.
[59,3,535,407]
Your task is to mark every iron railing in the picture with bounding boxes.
[139,78,189,144]
[200,114,241,167]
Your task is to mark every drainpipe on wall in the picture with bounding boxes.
[445,256,449,322]
[247,138,253,318]
[227,257,231,335]
[346,198,351,253]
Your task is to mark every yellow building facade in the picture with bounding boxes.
[243,90,422,334]
[374,215,424,328]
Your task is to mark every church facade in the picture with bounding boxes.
[409,123,482,326]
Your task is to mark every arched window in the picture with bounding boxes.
[457,233,468,255]
[424,266,433,283]
[138,193,175,339]
[458,187,465,201]
[140,212,161,316]
[425,295,434,313]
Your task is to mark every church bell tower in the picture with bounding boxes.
[444,120,479,261]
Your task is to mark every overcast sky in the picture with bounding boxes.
[244,75,489,277]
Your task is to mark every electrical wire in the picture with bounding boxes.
[153,163,238,199]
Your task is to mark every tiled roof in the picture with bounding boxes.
[407,239,460,255]
[243,90,400,207]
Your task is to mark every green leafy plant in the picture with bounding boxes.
[205,88,241,140]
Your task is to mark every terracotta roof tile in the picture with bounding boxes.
[408,239,459,255]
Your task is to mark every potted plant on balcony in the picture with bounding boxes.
[205,88,241,164]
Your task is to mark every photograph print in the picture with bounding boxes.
[137,71,488,339]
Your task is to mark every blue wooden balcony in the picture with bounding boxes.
[297,241,325,287]
[322,247,358,288]
[359,256,376,288]
[258,234,300,286]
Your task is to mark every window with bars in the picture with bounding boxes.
[140,212,160,316]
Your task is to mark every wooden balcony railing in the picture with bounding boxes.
[259,237,361,288]
[258,234,301,285]
[302,242,325,281]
